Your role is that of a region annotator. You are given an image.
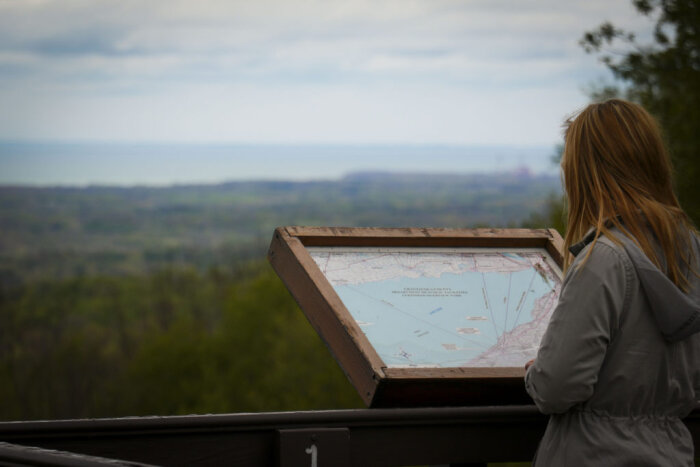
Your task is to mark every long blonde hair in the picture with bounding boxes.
[562,99,697,290]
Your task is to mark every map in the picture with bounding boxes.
[308,246,562,368]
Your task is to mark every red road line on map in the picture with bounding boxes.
[511,268,539,331]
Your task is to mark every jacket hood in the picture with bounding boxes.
[570,228,700,343]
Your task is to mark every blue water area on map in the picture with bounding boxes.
[333,268,555,367]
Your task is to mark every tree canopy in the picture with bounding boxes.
[581,0,700,223]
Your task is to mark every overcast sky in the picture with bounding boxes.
[0,0,654,146]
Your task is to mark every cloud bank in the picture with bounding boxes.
[0,0,653,144]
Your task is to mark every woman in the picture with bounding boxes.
[524,99,700,466]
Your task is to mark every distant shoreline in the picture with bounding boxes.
[0,169,561,190]
[0,141,560,187]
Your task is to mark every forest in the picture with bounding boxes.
[0,171,560,286]
[0,170,562,420]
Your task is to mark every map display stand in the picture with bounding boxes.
[268,227,565,407]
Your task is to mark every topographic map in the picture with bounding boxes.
[308,247,562,368]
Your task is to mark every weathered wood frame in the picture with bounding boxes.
[268,226,566,407]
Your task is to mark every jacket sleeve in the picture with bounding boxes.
[525,242,631,414]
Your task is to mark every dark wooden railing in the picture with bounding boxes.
[1,405,699,466]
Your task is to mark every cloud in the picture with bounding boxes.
[0,0,656,144]
[0,0,648,75]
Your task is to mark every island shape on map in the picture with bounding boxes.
[308,247,562,368]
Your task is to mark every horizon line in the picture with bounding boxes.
[0,167,562,190]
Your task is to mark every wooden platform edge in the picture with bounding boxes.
[267,227,384,406]
[286,226,558,248]
[545,227,567,269]
[383,366,526,379]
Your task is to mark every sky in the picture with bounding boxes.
[0,0,655,147]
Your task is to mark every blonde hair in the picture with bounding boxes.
[562,99,697,290]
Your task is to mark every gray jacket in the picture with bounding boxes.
[525,228,700,466]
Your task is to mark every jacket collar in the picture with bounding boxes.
[568,227,598,257]
[569,216,627,257]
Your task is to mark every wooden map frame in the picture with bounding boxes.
[268,226,566,407]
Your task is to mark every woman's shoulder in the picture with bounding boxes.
[569,231,634,281]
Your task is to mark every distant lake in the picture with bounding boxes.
[0,141,559,186]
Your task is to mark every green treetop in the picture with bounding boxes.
[581,0,700,224]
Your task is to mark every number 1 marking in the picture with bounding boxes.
[305,444,318,467]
